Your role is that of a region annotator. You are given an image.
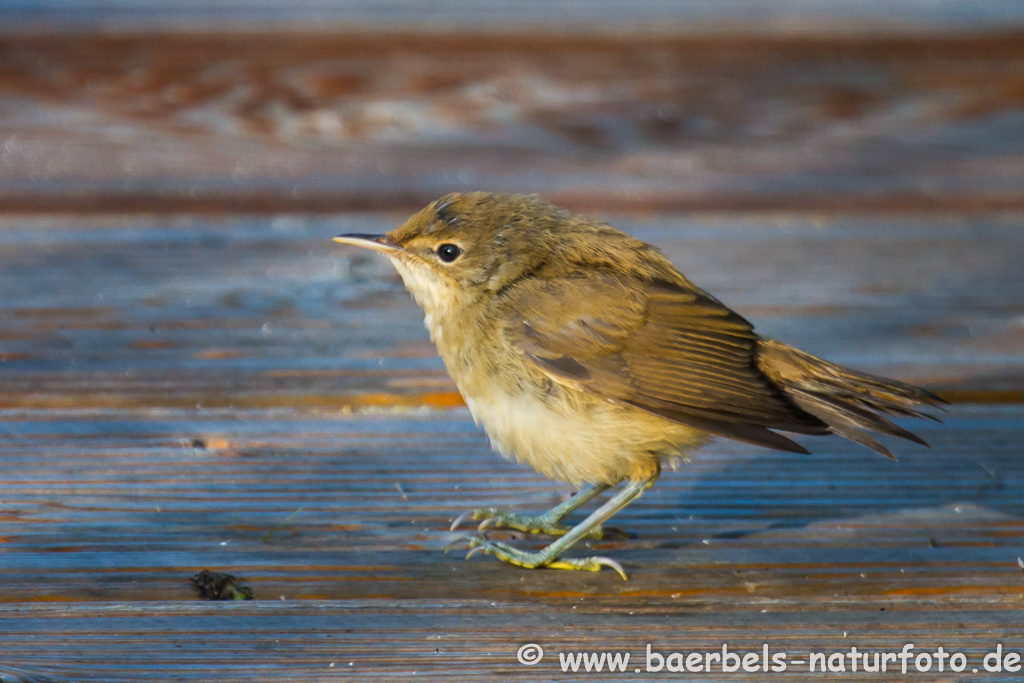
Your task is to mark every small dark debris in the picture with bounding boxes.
[190,570,254,600]
[929,538,939,548]
[191,438,206,449]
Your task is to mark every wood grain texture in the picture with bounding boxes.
[0,212,1022,681]
[0,213,1021,407]
[2,16,1024,681]
[2,32,1024,213]
[0,405,1023,682]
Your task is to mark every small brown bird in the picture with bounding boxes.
[334,192,943,580]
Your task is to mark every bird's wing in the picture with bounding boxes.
[501,273,825,453]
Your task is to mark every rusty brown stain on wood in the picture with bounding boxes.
[0,386,1019,413]
[0,390,466,410]
[7,191,1024,216]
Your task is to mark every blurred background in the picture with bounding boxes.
[1,2,1023,680]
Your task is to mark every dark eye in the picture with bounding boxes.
[436,243,462,263]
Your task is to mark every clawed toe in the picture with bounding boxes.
[464,537,530,565]
[449,507,624,541]
[449,510,477,532]
[548,555,628,581]
[463,537,628,579]
[450,507,568,536]
[444,534,475,553]
[464,543,488,561]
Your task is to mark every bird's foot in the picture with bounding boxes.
[450,507,611,540]
[464,537,628,580]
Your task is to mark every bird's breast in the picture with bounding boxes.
[460,379,706,486]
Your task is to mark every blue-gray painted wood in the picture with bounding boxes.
[0,212,1022,681]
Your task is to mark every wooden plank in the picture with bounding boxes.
[0,406,1022,681]
[0,601,1020,682]
[0,213,1020,407]
[2,32,1024,213]
[0,212,1022,680]
[2,405,1022,598]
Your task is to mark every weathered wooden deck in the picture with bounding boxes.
[1,5,1024,681]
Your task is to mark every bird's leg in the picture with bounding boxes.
[450,482,611,539]
[466,473,658,580]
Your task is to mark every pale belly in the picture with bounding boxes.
[463,385,708,486]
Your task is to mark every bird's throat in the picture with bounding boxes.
[388,256,461,345]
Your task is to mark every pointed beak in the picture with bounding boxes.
[332,233,403,254]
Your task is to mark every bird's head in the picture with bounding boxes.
[334,192,563,316]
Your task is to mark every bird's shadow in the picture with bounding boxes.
[630,405,1023,549]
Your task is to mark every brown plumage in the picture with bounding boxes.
[333,191,945,578]
[756,339,942,459]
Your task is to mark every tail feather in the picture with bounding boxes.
[786,388,898,459]
[756,339,945,459]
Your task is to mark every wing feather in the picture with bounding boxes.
[502,273,826,452]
